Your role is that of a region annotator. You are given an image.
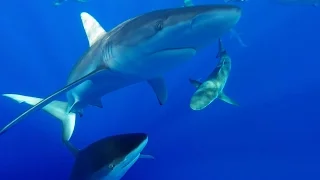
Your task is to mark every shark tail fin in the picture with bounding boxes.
[218,92,239,106]
[0,66,106,141]
[2,94,76,141]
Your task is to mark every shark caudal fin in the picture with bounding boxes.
[0,66,107,140]
[2,94,76,141]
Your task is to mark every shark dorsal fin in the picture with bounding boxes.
[80,12,107,47]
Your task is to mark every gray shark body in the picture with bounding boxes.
[67,133,153,180]
[1,5,241,141]
[189,39,238,110]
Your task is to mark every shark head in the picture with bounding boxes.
[69,133,148,180]
[105,4,242,78]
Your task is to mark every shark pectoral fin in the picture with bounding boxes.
[64,141,80,157]
[0,66,107,138]
[89,98,103,108]
[2,94,76,141]
[147,77,168,105]
[80,12,107,47]
[189,79,202,89]
[218,92,239,106]
[140,154,155,160]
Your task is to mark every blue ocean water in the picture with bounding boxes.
[0,0,319,179]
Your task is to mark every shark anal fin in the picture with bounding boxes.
[147,77,168,105]
[89,99,103,108]
[140,154,155,159]
[0,67,108,137]
[189,79,202,89]
[80,12,107,47]
[218,92,239,106]
[64,141,80,157]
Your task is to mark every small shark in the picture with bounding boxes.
[53,0,88,6]
[189,38,238,110]
[183,0,194,7]
[66,133,154,180]
[1,5,241,142]
[224,0,248,3]
[275,0,319,7]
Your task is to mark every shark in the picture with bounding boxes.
[188,38,238,110]
[66,133,154,180]
[0,5,242,142]
[53,0,88,6]
[275,0,320,7]
[183,0,194,7]
[224,0,248,3]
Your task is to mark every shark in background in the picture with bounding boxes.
[224,0,249,3]
[53,0,88,6]
[189,38,239,110]
[275,0,319,7]
[65,133,153,180]
[0,5,242,143]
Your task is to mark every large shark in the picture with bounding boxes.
[188,38,238,110]
[0,5,242,142]
[66,133,154,180]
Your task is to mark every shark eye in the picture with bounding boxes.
[155,20,164,31]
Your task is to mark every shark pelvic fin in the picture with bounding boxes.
[140,154,155,159]
[147,77,168,105]
[218,92,239,106]
[80,12,107,47]
[0,66,108,139]
[189,79,202,89]
[2,94,76,141]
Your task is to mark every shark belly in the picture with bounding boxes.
[108,47,197,79]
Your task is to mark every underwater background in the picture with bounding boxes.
[0,0,319,179]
